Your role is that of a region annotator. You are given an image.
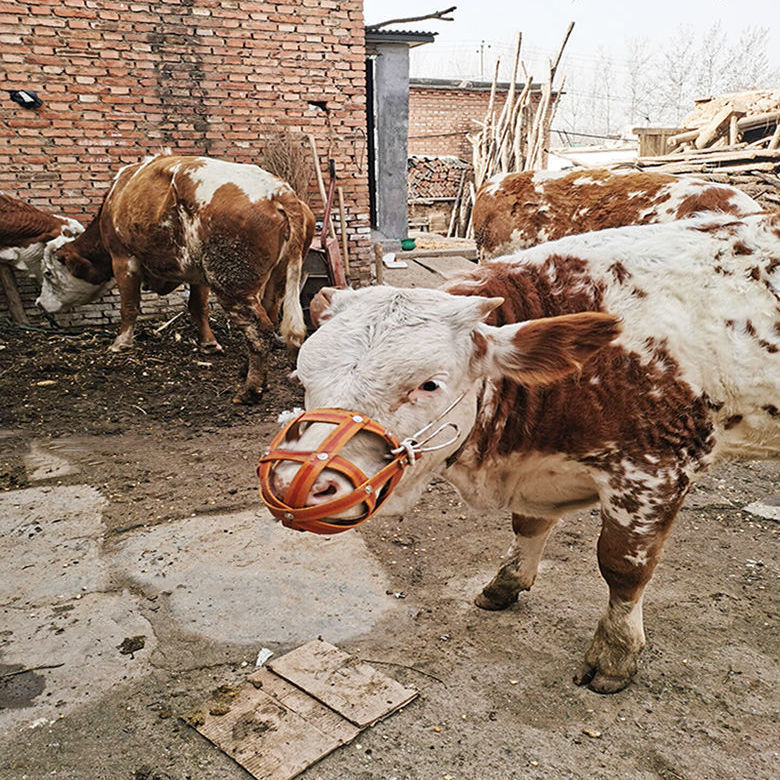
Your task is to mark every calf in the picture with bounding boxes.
[37,154,315,403]
[266,212,780,692]
[473,168,762,259]
[0,193,83,280]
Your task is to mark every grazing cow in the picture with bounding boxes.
[474,168,762,260]
[0,193,83,280]
[37,154,315,403]
[268,212,780,692]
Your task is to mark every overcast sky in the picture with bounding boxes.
[364,0,780,81]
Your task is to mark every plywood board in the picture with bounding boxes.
[267,639,418,728]
[194,672,359,780]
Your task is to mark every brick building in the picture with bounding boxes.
[0,0,372,324]
[408,77,544,159]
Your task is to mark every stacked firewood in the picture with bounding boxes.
[407,155,472,202]
[633,91,780,209]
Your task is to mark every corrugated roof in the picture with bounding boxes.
[365,28,437,46]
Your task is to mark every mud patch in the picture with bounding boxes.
[0,665,46,709]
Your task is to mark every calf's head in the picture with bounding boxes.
[264,285,620,526]
[36,238,113,313]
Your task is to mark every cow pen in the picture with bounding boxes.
[2,2,779,779]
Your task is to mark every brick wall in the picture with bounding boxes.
[409,80,543,159]
[0,0,372,326]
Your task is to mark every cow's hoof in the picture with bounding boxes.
[574,663,632,694]
[474,590,518,611]
[108,342,133,353]
[232,386,265,405]
[199,341,224,355]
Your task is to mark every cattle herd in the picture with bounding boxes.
[2,156,778,693]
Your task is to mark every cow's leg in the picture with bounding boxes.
[575,487,684,694]
[278,242,306,350]
[187,284,223,353]
[219,297,274,404]
[109,256,142,352]
[475,513,557,610]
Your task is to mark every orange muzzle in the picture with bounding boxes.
[257,408,413,535]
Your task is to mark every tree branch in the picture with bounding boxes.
[367,6,456,30]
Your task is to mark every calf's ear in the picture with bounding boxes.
[478,311,621,385]
[309,286,357,328]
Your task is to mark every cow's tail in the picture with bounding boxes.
[277,198,308,349]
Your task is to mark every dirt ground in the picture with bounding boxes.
[0,314,777,780]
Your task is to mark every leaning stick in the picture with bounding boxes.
[307,134,336,239]
[337,185,350,279]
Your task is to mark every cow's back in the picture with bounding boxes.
[450,213,780,463]
[102,155,302,288]
[474,169,762,259]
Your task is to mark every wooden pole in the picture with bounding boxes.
[447,170,466,238]
[337,185,350,280]
[768,122,780,150]
[373,243,384,285]
[729,114,740,147]
[0,265,29,324]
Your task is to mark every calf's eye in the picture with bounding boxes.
[419,380,440,392]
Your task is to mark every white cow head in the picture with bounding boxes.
[268,285,620,521]
[36,235,113,313]
[0,216,84,283]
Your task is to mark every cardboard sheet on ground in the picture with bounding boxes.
[191,640,418,780]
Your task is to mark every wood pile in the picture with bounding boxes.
[465,23,574,236]
[632,90,780,209]
[408,155,473,237]
[407,155,471,202]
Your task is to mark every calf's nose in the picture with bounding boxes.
[270,466,353,507]
[306,474,350,505]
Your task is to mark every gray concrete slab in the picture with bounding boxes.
[0,463,396,735]
[0,485,153,731]
[114,510,393,645]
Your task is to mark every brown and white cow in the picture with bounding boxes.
[37,154,315,403]
[0,193,83,280]
[269,212,780,692]
[473,168,762,260]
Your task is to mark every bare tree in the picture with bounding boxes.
[657,26,697,123]
[721,27,778,92]
[693,22,728,99]
[625,37,659,126]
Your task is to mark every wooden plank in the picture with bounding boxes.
[0,264,29,325]
[268,639,418,728]
[694,106,740,149]
[193,673,359,780]
[639,147,780,165]
[248,669,360,743]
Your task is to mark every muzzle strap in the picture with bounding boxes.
[258,408,408,534]
[258,394,468,535]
